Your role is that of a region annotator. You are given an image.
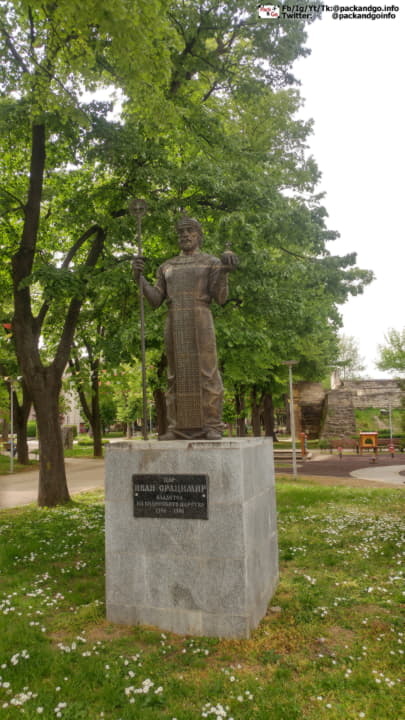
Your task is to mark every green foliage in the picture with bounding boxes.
[377,328,405,377]
[333,334,366,380]
[0,0,374,498]
[106,360,145,425]
[354,407,404,435]
[64,424,77,439]
[27,420,37,438]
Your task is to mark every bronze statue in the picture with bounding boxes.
[133,218,238,440]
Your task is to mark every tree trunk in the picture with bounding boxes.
[154,388,167,436]
[31,369,70,507]
[154,353,168,436]
[90,359,103,458]
[11,121,104,506]
[284,393,290,434]
[263,392,277,439]
[1,418,8,442]
[250,387,262,437]
[14,382,32,465]
[235,390,246,437]
[15,406,30,464]
[69,354,103,458]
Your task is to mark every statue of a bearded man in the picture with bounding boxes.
[133,217,238,440]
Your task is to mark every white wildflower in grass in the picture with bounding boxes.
[54,701,67,717]
[202,702,227,717]
[125,678,161,701]
[10,689,37,706]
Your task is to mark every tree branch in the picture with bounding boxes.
[202,79,220,103]
[28,7,35,47]
[61,224,101,269]
[34,224,102,333]
[35,208,127,333]
[11,123,46,361]
[0,186,26,212]
[0,19,30,73]
[69,355,92,425]
[53,228,106,375]
[278,245,318,263]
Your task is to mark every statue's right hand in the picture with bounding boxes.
[132,256,145,281]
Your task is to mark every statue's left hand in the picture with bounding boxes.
[220,249,239,272]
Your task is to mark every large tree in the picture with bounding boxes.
[0,0,172,504]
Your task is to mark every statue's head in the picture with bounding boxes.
[176,217,203,247]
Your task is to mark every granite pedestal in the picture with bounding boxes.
[105,438,278,638]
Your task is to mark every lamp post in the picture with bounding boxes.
[388,401,393,441]
[282,361,298,480]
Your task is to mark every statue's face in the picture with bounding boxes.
[178,226,201,253]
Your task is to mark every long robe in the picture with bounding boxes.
[151,250,228,437]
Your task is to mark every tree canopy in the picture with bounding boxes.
[0,0,373,503]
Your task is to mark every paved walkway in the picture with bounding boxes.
[350,464,405,485]
[0,457,104,509]
[1,450,404,510]
[277,452,405,487]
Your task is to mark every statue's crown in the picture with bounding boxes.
[176,216,203,234]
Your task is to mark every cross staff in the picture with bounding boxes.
[129,198,148,440]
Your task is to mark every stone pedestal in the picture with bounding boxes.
[105,438,278,638]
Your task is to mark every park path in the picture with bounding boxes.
[0,457,104,509]
[1,451,405,510]
[351,463,405,485]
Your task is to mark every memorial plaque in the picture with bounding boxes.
[132,474,209,519]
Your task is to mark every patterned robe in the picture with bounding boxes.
[151,250,228,437]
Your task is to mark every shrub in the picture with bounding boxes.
[27,420,37,437]
[64,424,77,438]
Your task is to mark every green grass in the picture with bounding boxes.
[0,453,38,474]
[355,407,404,435]
[0,482,404,719]
[63,445,99,458]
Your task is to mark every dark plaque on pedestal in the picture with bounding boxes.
[132,474,209,519]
